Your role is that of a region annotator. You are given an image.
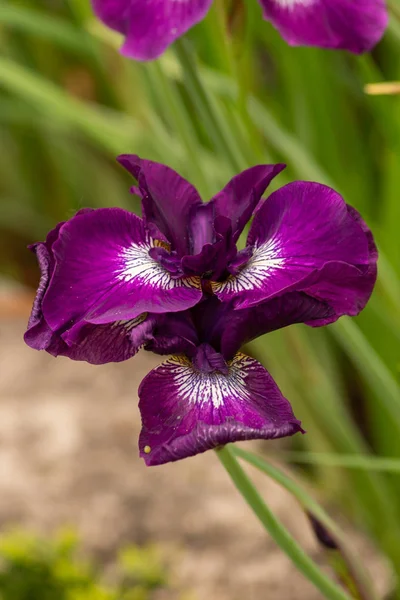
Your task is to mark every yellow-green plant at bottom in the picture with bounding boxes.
[0,529,167,600]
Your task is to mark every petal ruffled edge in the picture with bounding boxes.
[213,182,373,312]
[138,353,303,466]
[42,207,202,332]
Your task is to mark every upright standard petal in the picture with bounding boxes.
[182,164,285,276]
[42,208,201,332]
[93,0,213,61]
[118,155,202,255]
[138,352,302,465]
[259,0,388,54]
[213,182,371,309]
[205,163,286,243]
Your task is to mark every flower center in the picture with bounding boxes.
[192,343,229,376]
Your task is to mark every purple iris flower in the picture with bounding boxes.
[92,0,388,60]
[25,156,377,465]
[137,293,335,466]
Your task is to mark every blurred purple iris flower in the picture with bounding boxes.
[92,0,388,60]
[25,156,377,465]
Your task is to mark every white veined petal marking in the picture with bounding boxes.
[115,239,199,290]
[212,237,285,295]
[158,353,257,409]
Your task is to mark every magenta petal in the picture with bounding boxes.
[42,208,201,331]
[259,0,388,54]
[293,206,377,325]
[93,0,213,60]
[24,220,158,364]
[214,182,371,308]
[118,155,203,255]
[138,353,302,466]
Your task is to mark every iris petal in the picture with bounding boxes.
[139,352,302,466]
[259,0,388,54]
[58,315,154,364]
[24,225,63,351]
[213,182,373,310]
[42,208,202,331]
[194,294,333,360]
[93,0,214,61]
[206,163,286,243]
[118,155,203,255]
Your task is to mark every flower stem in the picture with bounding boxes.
[215,444,352,600]
[174,37,247,173]
[147,60,212,198]
[232,446,378,600]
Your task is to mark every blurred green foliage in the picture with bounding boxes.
[0,529,167,600]
[0,0,400,595]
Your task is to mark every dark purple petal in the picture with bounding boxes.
[148,247,184,278]
[25,244,56,350]
[188,203,215,255]
[192,343,229,375]
[181,243,220,276]
[118,155,203,255]
[59,315,155,364]
[144,311,199,357]
[259,0,388,54]
[27,315,154,365]
[24,223,64,350]
[185,164,285,253]
[42,208,201,331]
[206,163,286,242]
[214,182,370,309]
[194,294,333,359]
[25,233,155,363]
[24,222,157,364]
[183,164,284,278]
[347,205,378,277]
[299,261,377,326]
[227,246,253,275]
[25,323,69,358]
[138,353,302,466]
[182,215,236,278]
[291,206,377,326]
[24,209,96,352]
[93,0,213,61]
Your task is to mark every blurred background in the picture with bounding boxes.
[0,0,400,598]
